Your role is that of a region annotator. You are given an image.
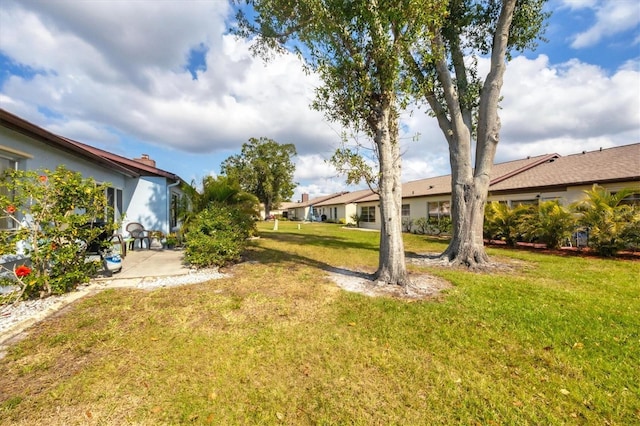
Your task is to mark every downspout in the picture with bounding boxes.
[166,180,180,235]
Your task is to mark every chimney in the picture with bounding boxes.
[134,154,156,167]
[301,193,309,203]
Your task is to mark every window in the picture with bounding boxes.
[361,206,375,223]
[427,201,450,222]
[1,153,19,230]
[106,187,123,223]
[619,193,640,207]
[512,199,538,207]
[401,204,410,217]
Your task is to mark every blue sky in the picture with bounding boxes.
[1,0,638,200]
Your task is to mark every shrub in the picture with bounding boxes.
[414,217,428,234]
[184,204,256,268]
[572,184,640,256]
[1,166,113,299]
[520,200,576,249]
[350,213,361,228]
[484,202,531,246]
[402,217,413,233]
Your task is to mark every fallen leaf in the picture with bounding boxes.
[152,406,162,414]
[189,414,199,421]
[570,413,578,418]
[348,322,356,327]
[512,400,523,407]
[85,410,92,419]
[276,412,285,420]
[560,389,570,395]
[208,391,217,401]
[206,413,215,424]
[573,342,584,349]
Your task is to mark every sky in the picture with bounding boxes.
[0,0,639,201]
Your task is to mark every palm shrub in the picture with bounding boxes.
[572,184,640,256]
[184,204,256,268]
[0,166,114,298]
[178,175,259,235]
[520,200,575,249]
[483,202,531,246]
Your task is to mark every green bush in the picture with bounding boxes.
[401,217,413,233]
[484,202,531,246]
[520,200,575,249]
[184,204,256,268]
[573,184,640,256]
[1,166,113,299]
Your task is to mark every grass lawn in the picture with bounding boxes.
[1,221,638,425]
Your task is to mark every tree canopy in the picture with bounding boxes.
[220,137,297,218]
[235,0,450,284]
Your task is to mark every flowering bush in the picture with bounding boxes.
[1,166,116,299]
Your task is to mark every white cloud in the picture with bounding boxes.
[499,55,640,147]
[567,0,640,48]
[0,0,637,192]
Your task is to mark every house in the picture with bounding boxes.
[354,143,640,231]
[0,108,185,238]
[286,192,349,221]
[313,189,373,224]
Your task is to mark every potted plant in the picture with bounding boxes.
[165,233,178,249]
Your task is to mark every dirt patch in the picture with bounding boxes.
[406,252,527,273]
[326,267,452,300]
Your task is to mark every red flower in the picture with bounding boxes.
[5,205,17,214]
[15,265,32,278]
[39,175,48,183]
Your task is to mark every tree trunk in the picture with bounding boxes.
[373,98,408,285]
[437,0,517,267]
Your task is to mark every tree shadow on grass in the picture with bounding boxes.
[260,230,379,253]
[245,241,375,281]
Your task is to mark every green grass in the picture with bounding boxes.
[1,221,638,425]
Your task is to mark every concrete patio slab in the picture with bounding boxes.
[100,248,191,280]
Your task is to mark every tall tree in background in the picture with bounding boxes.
[236,0,447,285]
[406,0,548,266]
[220,137,297,218]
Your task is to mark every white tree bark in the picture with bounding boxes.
[373,97,408,285]
[440,0,517,267]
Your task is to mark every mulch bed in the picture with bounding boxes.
[484,240,640,260]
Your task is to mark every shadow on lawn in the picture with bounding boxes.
[261,230,379,253]
[246,237,375,281]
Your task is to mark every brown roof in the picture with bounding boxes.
[314,188,374,206]
[289,192,350,208]
[355,145,638,203]
[1,108,183,183]
[490,143,640,192]
[63,138,182,182]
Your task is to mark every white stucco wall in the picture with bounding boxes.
[123,176,169,233]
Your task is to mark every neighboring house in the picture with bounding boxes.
[313,189,373,224]
[286,193,349,221]
[0,109,185,237]
[258,201,300,220]
[354,144,640,231]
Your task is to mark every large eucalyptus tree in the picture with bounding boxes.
[406,0,548,266]
[236,0,448,285]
